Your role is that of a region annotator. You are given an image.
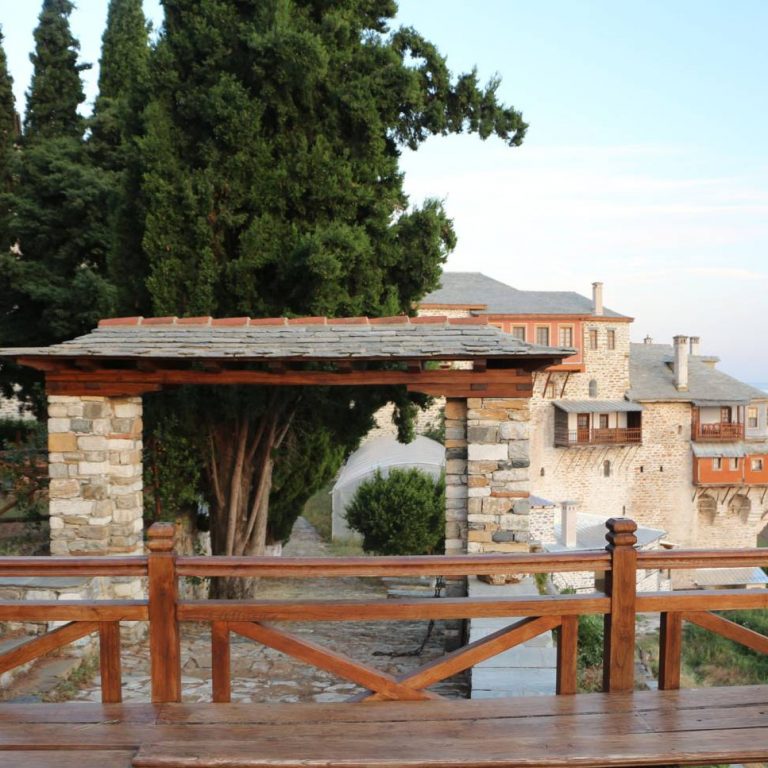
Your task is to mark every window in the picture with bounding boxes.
[603,460,611,477]
[729,458,739,471]
[511,326,526,341]
[545,380,556,398]
[588,379,598,398]
[588,329,598,350]
[713,458,722,470]
[536,326,550,346]
[559,326,573,347]
[599,414,609,429]
[748,407,759,428]
[607,329,616,350]
[752,458,764,472]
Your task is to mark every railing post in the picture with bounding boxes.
[147,522,181,703]
[658,612,682,690]
[602,517,637,692]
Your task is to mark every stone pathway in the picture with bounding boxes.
[468,576,557,698]
[71,517,467,703]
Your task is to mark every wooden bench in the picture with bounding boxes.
[2,518,768,768]
[3,686,768,767]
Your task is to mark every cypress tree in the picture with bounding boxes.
[139,0,526,591]
[0,1,114,407]
[0,26,18,240]
[24,0,88,142]
[90,0,152,314]
[0,27,18,159]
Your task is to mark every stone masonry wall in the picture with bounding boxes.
[465,397,531,554]
[48,395,144,557]
[529,321,633,527]
[444,398,468,556]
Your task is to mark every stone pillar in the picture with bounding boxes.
[444,398,468,556]
[48,395,144,557]
[466,397,531,554]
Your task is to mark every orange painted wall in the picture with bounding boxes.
[695,457,742,485]
[695,455,768,485]
[745,456,768,484]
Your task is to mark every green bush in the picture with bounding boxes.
[345,468,445,556]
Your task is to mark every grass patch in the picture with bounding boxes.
[328,538,365,556]
[301,483,333,541]
[683,609,768,686]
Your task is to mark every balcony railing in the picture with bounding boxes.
[554,427,642,447]
[693,422,744,441]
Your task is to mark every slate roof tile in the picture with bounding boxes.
[0,315,574,363]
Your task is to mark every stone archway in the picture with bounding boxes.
[697,494,717,526]
[728,493,751,524]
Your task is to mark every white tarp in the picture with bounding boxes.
[331,435,445,541]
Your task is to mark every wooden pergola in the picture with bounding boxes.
[4,314,571,398]
[0,313,572,560]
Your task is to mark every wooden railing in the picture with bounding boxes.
[554,427,642,447]
[0,518,767,703]
[693,422,744,441]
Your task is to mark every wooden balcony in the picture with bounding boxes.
[2,520,768,768]
[693,422,745,441]
[555,426,642,447]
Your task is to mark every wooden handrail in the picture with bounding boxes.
[0,556,148,576]
[175,550,612,577]
[638,548,768,569]
[1,517,768,704]
[178,594,612,622]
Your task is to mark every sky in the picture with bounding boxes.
[2,1,767,381]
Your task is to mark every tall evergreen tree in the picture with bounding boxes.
[0,26,18,227]
[0,27,17,159]
[90,0,152,314]
[140,0,526,591]
[23,0,88,142]
[0,1,114,406]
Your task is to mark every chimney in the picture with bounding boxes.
[673,335,688,391]
[592,282,604,316]
[644,335,653,345]
[561,501,578,548]
[689,336,700,356]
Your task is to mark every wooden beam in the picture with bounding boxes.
[45,367,535,392]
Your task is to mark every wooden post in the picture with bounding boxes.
[98,621,122,703]
[211,621,231,703]
[556,615,578,695]
[602,517,637,692]
[658,612,682,690]
[147,522,181,703]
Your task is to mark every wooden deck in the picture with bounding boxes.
[3,518,768,767]
[2,686,768,767]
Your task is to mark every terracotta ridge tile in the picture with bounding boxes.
[177,316,213,325]
[211,317,250,326]
[287,317,327,325]
[412,316,447,325]
[249,317,288,326]
[327,317,370,325]
[142,316,178,326]
[369,315,410,325]
[98,316,143,327]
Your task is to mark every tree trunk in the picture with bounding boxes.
[205,399,294,598]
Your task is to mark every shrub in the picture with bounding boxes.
[345,468,445,556]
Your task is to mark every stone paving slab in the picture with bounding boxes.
[468,576,557,698]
